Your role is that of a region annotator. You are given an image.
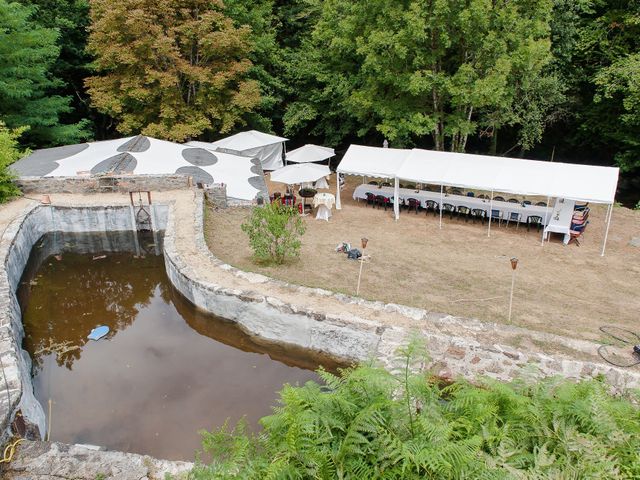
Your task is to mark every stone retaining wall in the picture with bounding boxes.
[1,193,638,470]
[0,203,168,445]
[162,192,640,393]
[15,174,190,194]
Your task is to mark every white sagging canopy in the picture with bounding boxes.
[285,144,335,163]
[11,135,267,201]
[337,144,411,178]
[188,130,288,170]
[270,163,331,184]
[396,149,619,204]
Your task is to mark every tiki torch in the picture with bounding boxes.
[508,257,518,323]
[356,237,368,296]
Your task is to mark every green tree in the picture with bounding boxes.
[0,122,24,202]
[223,0,285,133]
[283,0,562,152]
[549,1,640,170]
[85,0,261,142]
[190,341,640,479]
[594,52,640,171]
[0,0,89,146]
[19,0,96,138]
[241,202,306,264]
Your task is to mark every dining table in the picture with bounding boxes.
[544,198,576,244]
[353,184,553,226]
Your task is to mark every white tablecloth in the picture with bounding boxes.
[313,192,335,209]
[314,193,335,221]
[544,198,575,244]
[353,185,550,224]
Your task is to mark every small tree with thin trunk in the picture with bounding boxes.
[241,202,305,265]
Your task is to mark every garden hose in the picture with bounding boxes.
[597,325,640,368]
[0,438,23,464]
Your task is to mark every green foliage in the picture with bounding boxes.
[19,0,96,136]
[283,0,562,152]
[240,202,306,265]
[0,0,90,146]
[85,0,261,141]
[191,340,640,479]
[0,122,25,203]
[551,1,640,172]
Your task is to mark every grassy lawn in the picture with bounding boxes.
[204,175,640,344]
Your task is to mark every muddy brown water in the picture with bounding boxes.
[18,232,343,461]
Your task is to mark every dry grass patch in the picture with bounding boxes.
[205,175,640,343]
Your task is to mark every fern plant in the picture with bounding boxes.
[190,340,640,479]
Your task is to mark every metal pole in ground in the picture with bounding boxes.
[439,184,443,229]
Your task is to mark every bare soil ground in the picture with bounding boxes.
[205,174,640,344]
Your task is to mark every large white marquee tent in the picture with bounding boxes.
[11,135,267,201]
[188,130,288,170]
[336,144,619,255]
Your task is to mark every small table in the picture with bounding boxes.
[544,198,575,244]
[313,193,335,221]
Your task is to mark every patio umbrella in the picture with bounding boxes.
[271,163,331,214]
[270,163,330,184]
[285,144,335,164]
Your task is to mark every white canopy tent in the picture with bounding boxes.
[335,144,411,209]
[270,163,330,184]
[335,145,619,256]
[188,130,288,170]
[285,144,335,163]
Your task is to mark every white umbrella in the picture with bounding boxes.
[270,163,330,184]
[285,144,335,163]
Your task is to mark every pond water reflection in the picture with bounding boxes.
[19,232,338,460]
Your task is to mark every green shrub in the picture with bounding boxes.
[0,122,24,203]
[241,202,306,265]
[191,340,640,479]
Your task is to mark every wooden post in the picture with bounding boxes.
[508,257,518,322]
[356,237,368,295]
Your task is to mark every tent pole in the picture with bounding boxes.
[601,203,613,257]
[541,196,552,246]
[393,177,400,221]
[488,190,494,237]
[439,184,443,229]
[335,172,342,210]
[283,142,287,166]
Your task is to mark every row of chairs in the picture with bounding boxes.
[365,193,544,231]
[370,181,547,206]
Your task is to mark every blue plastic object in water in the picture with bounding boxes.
[87,325,109,341]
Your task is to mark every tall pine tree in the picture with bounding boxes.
[0,0,89,146]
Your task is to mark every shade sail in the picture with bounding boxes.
[270,163,330,184]
[337,144,410,178]
[11,135,267,201]
[286,144,335,163]
[396,149,619,204]
[188,130,288,170]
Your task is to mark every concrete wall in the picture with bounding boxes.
[16,174,190,194]
[162,193,640,394]
[0,203,169,445]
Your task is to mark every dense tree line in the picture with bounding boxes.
[0,0,638,202]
